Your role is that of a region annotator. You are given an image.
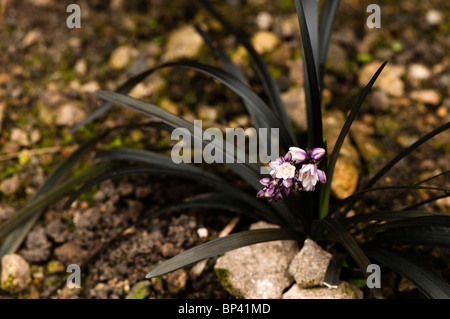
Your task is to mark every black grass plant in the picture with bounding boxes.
[1,0,449,298]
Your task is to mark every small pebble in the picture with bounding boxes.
[197,227,208,238]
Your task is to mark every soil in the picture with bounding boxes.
[0,0,449,299]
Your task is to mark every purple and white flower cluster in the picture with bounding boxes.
[257,147,327,202]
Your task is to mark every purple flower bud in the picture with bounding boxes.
[258,145,328,201]
[264,188,274,197]
[317,169,327,183]
[283,151,292,162]
[273,193,283,202]
[311,147,326,161]
[256,189,266,198]
[282,178,293,188]
[259,177,271,186]
[282,186,291,197]
[289,147,307,163]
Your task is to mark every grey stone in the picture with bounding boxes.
[22,29,42,48]
[56,102,86,127]
[0,174,20,195]
[283,281,363,299]
[163,25,203,61]
[281,86,307,131]
[359,62,405,97]
[1,254,31,294]
[410,89,441,105]
[255,12,273,30]
[0,206,15,223]
[74,59,88,76]
[10,128,30,146]
[45,219,69,244]
[108,45,137,70]
[74,208,102,230]
[425,10,443,25]
[287,59,303,86]
[326,43,348,73]
[251,31,280,54]
[370,90,390,111]
[214,221,299,299]
[407,63,431,84]
[54,241,89,265]
[288,239,332,288]
[166,269,188,294]
[20,226,52,263]
[197,105,220,123]
[275,14,298,39]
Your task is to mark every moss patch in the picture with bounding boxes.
[215,268,237,296]
[1,274,15,293]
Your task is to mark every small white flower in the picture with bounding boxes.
[269,157,283,177]
[299,164,319,191]
[275,162,296,180]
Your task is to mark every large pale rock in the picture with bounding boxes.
[283,281,363,299]
[1,254,32,294]
[289,239,332,288]
[214,221,299,299]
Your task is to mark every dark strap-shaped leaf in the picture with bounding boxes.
[0,131,113,257]
[369,215,450,232]
[318,0,340,88]
[0,162,116,239]
[323,251,347,288]
[371,226,450,248]
[194,24,266,131]
[94,89,264,191]
[146,228,303,278]
[340,122,450,216]
[321,217,372,275]
[200,0,296,144]
[321,217,383,296]
[294,0,323,149]
[321,61,387,219]
[343,210,447,226]
[365,247,450,299]
[401,193,450,211]
[93,148,299,227]
[150,192,263,222]
[364,122,450,191]
[376,170,449,210]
